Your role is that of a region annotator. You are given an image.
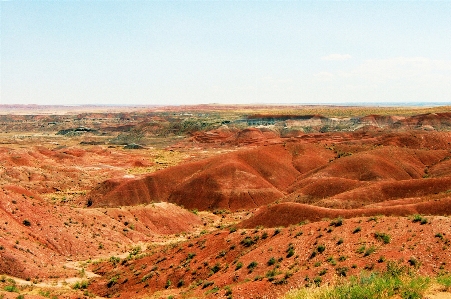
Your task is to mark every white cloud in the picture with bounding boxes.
[321,54,352,61]
[343,57,451,83]
[313,71,334,81]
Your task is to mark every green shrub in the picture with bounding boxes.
[364,246,376,257]
[437,273,451,291]
[353,226,361,234]
[210,263,221,274]
[286,243,295,258]
[412,214,428,225]
[267,257,276,266]
[374,232,391,244]
[247,261,258,270]
[241,236,258,247]
[330,217,344,227]
[316,244,326,253]
[235,262,243,271]
[336,267,349,277]
[4,285,18,292]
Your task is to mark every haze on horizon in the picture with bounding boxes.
[1,1,450,106]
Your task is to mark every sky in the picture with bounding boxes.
[1,1,451,106]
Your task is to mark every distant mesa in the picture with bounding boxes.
[56,126,99,136]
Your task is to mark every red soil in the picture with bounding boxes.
[239,199,451,228]
[87,216,451,299]
[0,186,200,279]
[87,144,300,210]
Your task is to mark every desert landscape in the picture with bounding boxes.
[0,104,450,298]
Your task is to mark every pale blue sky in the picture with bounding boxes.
[1,1,450,106]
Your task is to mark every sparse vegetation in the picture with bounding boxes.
[374,232,391,244]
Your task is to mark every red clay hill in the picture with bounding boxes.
[86,130,451,220]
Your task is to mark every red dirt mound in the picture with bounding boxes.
[239,199,451,228]
[316,177,451,209]
[86,144,300,210]
[284,177,366,204]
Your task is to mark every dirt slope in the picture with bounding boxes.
[86,144,301,210]
[0,186,201,279]
[87,216,451,299]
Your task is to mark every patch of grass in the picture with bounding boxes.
[4,285,19,292]
[437,273,451,291]
[283,265,431,299]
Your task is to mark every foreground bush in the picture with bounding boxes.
[283,263,431,299]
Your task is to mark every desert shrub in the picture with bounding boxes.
[412,214,428,225]
[177,279,184,287]
[72,280,89,290]
[330,217,344,227]
[316,244,326,253]
[235,262,243,271]
[338,255,347,262]
[374,232,391,244]
[408,257,421,269]
[210,263,221,274]
[364,246,376,257]
[202,281,214,289]
[109,256,120,266]
[229,226,237,233]
[286,243,295,258]
[357,245,366,254]
[241,236,258,247]
[353,226,361,234]
[313,276,322,286]
[107,275,119,288]
[165,279,171,289]
[22,219,31,227]
[295,231,303,237]
[247,261,258,270]
[326,256,337,266]
[4,285,18,292]
[337,238,344,245]
[336,267,349,277]
[267,257,276,266]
